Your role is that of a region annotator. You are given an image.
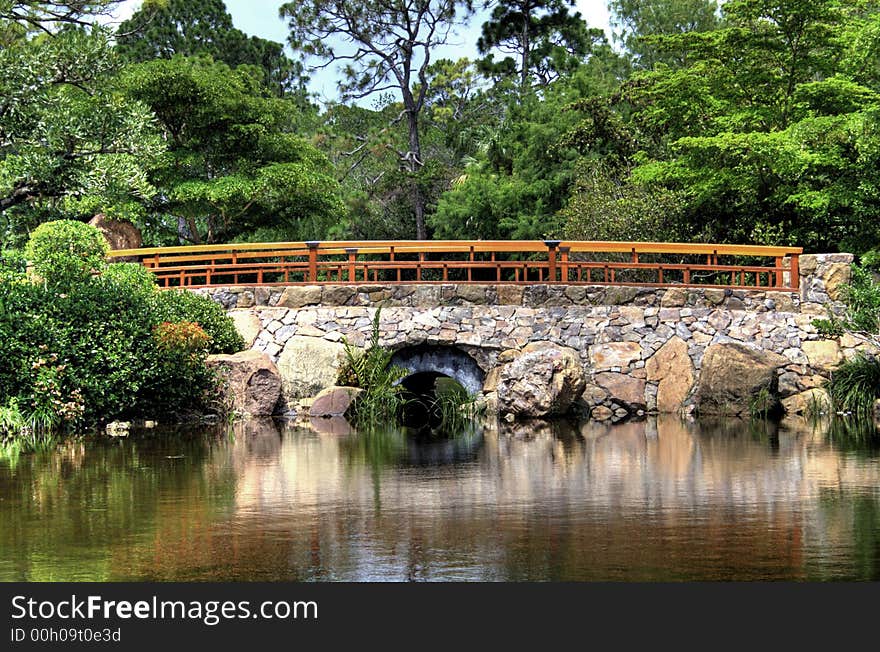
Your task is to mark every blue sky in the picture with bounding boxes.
[110,1,614,101]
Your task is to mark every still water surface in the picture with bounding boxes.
[1,417,879,581]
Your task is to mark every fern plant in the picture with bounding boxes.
[338,307,410,424]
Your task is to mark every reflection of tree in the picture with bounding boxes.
[0,425,234,581]
[811,491,880,580]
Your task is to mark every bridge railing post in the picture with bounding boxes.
[545,240,561,283]
[306,241,320,282]
[345,247,358,283]
[559,246,570,283]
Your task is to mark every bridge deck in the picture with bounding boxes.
[109,240,803,291]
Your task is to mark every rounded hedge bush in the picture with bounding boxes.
[152,290,245,354]
[103,262,158,298]
[25,220,109,288]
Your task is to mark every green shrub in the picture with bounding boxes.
[152,290,244,354]
[102,262,157,298]
[860,249,880,271]
[1,228,229,434]
[841,264,880,333]
[812,313,846,338]
[825,355,880,417]
[137,322,218,418]
[0,249,27,282]
[25,220,109,288]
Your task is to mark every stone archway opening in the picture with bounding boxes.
[390,345,485,395]
[390,346,485,429]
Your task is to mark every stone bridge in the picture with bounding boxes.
[201,254,876,420]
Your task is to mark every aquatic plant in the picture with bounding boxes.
[748,386,776,420]
[428,377,486,431]
[338,307,410,424]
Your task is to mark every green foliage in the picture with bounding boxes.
[102,262,157,299]
[0,248,26,281]
[560,160,692,242]
[609,0,719,69]
[596,0,880,254]
[151,290,244,355]
[119,57,342,244]
[116,0,310,99]
[825,354,880,417]
[136,321,218,418]
[0,22,162,245]
[431,71,623,239]
[428,377,486,431]
[748,386,776,420]
[860,249,880,270]
[24,220,109,288]
[477,1,604,88]
[337,309,409,424]
[841,264,880,333]
[281,0,476,239]
[812,314,847,338]
[0,227,238,438]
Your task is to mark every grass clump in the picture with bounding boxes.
[825,354,880,418]
[428,377,486,431]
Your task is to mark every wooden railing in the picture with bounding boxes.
[109,240,803,290]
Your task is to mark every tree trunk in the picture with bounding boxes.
[520,8,530,89]
[406,109,427,240]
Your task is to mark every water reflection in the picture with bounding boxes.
[1,416,879,581]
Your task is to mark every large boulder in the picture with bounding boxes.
[277,335,347,402]
[593,372,646,409]
[206,350,282,416]
[696,342,788,416]
[229,310,262,348]
[782,388,831,416]
[309,386,363,418]
[89,214,142,260]
[802,339,843,372]
[646,336,695,413]
[496,341,586,418]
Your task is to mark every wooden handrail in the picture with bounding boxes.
[108,240,803,291]
[110,240,803,258]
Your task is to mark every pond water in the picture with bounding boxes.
[1,416,879,581]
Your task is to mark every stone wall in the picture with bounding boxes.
[198,253,853,316]
[199,254,869,420]
[233,303,875,420]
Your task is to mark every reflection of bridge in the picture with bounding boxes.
[110,240,803,290]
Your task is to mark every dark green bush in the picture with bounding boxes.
[152,290,245,354]
[2,223,241,435]
[24,220,109,289]
[0,249,27,282]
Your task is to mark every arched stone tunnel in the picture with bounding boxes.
[390,345,485,396]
